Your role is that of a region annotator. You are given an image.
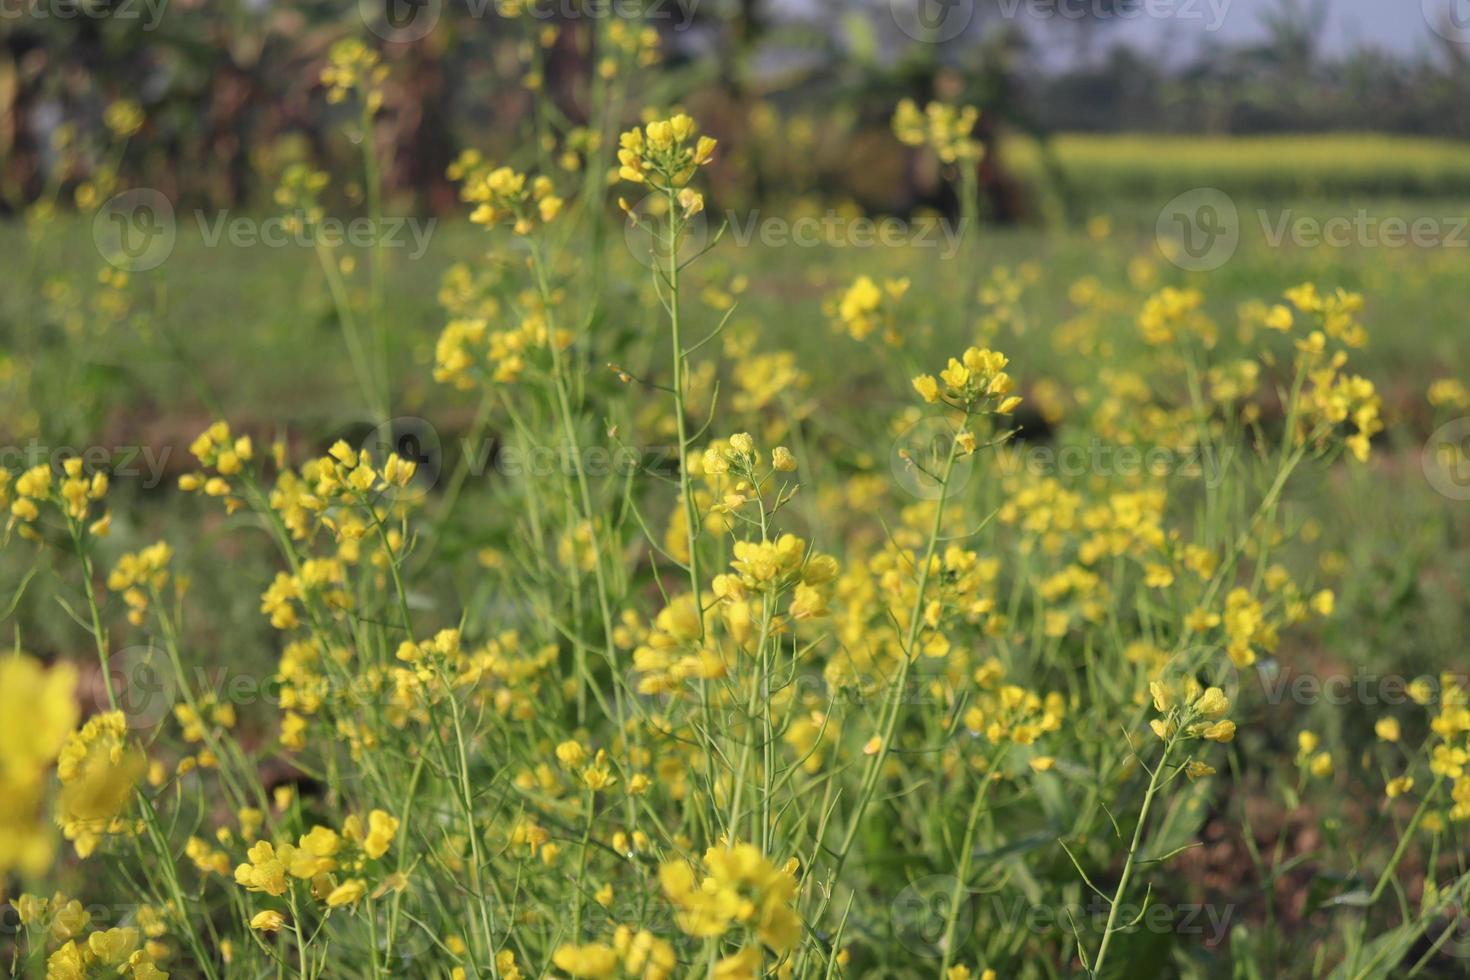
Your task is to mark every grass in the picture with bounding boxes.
[6,197,1469,422]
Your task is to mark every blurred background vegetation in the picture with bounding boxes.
[4,0,1469,224]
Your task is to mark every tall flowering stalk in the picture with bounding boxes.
[616,114,718,615]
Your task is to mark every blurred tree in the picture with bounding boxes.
[3,0,1468,215]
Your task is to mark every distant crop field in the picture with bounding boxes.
[1005,132,1470,200]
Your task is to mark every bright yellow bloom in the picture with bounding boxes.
[552,943,620,977]
[235,841,290,896]
[251,909,286,932]
[326,879,367,907]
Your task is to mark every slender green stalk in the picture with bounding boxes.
[67,519,116,711]
[938,746,1008,976]
[664,186,703,622]
[360,98,389,422]
[1091,737,1176,976]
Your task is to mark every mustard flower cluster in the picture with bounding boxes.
[892,98,983,164]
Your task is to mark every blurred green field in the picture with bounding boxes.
[7,196,1469,433]
[1007,133,1470,201]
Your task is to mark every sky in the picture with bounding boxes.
[812,0,1470,64]
[1070,0,1452,57]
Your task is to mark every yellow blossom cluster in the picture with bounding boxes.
[320,38,389,113]
[826,274,910,345]
[961,658,1066,747]
[892,98,983,164]
[1149,678,1235,758]
[0,655,78,878]
[659,843,801,958]
[912,346,1022,415]
[56,711,144,857]
[617,114,717,191]
[272,163,330,229]
[234,809,399,911]
[552,926,675,980]
[457,158,565,234]
[6,458,110,537]
[107,541,173,625]
[1138,286,1215,347]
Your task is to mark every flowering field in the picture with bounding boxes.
[6,33,1470,980]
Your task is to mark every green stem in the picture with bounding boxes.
[938,746,1008,976]
[665,186,703,623]
[68,519,117,711]
[1091,737,1175,976]
[360,97,389,421]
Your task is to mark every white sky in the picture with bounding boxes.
[773,0,1462,62]
[1078,0,1448,57]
